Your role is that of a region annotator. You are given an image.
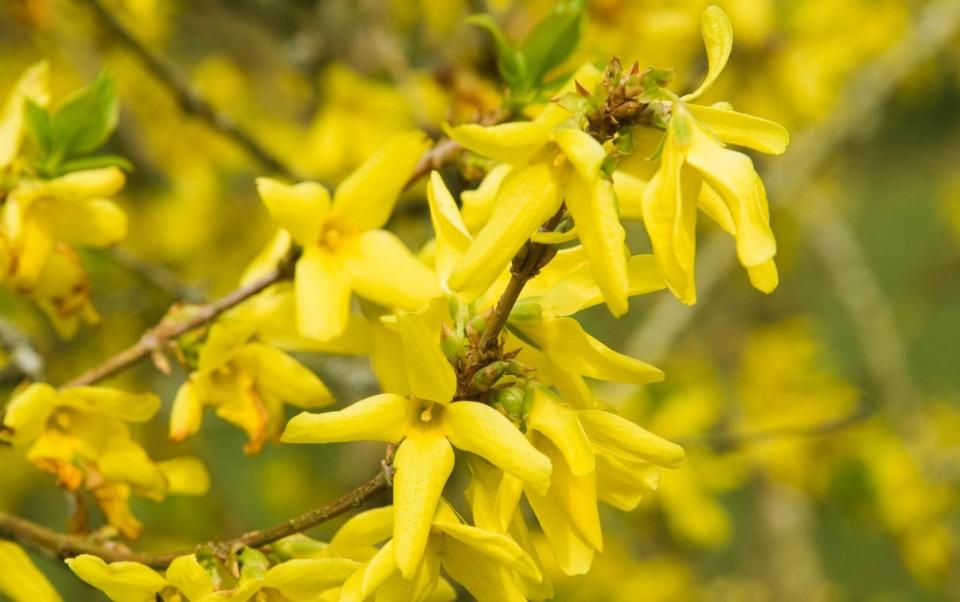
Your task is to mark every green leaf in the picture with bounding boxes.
[49,71,119,158]
[59,154,133,174]
[520,0,586,86]
[467,14,527,89]
[23,99,51,156]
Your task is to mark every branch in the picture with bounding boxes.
[63,263,290,388]
[76,0,301,180]
[0,471,388,569]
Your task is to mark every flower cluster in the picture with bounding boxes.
[1,5,793,601]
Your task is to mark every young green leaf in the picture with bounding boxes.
[23,99,51,156]
[49,71,119,159]
[59,154,133,174]
[467,14,527,90]
[520,0,586,86]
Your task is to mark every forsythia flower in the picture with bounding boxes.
[282,312,552,579]
[252,131,439,341]
[169,320,334,454]
[67,549,359,602]
[444,72,630,315]
[632,6,789,302]
[340,503,539,602]
[1,383,208,538]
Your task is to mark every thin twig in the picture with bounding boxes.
[76,0,300,180]
[63,263,289,388]
[0,472,387,569]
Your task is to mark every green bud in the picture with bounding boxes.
[494,386,526,420]
[271,534,331,560]
[469,313,488,333]
[509,298,542,323]
[472,361,510,392]
[440,323,467,361]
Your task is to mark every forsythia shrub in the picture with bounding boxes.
[0,4,803,601]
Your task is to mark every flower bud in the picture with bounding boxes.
[494,386,526,421]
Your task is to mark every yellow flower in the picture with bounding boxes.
[66,550,359,602]
[0,61,49,172]
[340,503,539,602]
[0,542,61,602]
[443,66,632,316]
[169,320,333,454]
[1,383,208,539]
[282,311,552,579]
[631,6,789,303]
[253,131,439,341]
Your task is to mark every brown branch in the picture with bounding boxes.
[63,263,290,388]
[0,471,388,569]
[76,0,300,180]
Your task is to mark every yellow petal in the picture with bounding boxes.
[0,61,49,168]
[579,410,685,467]
[156,457,210,495]
[596,454,661,511]
[525,386,594,476]
[524,487,594,576]
[697,182,735,234]
[0,382,58,445]
[535,254,666,317]
[461,164,512,234]
[565,175,628,316]
[169,381,203,442]
[98,435,167,499]
[427,578,458,602]
[686,121,776,268]
[370,322,411,395]
[247,342,333,408]
[553,128,606,183]
[393,427,454,578]
[534,63,603,128]
[439,538,528,602]
[295,245,351,341]
[433,522,540,581]
[256,178,329,246]
[344,229,440,310]
[331,506,395,554]
[375,543,441,602]
[331,131,430,231]
[240,230,292,286]
[39,167,126,200]
[65,555,166,602]
[197,321,256,372]
[58,387,160,422]
[611,170,648,220]
[449,161,562,298]
[0,542,61,602]
[747,257,779,293]
[441,401,552,494]
[518,317,663,384]
[264,558,360,597]
[427,171,472,287]
[282,393,417,444]
[395,311,456,403]
[47,199,126,248]
[165,555,214,601]
[534,437,603,553]
[443,121,549,164]
[682,5,733,101]
[688,103,789,154]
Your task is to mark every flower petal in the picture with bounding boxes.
[247,342,333,408]
[0,383,58,445]
[433,522,541,581]
[165,555,214,601]
[393,427,454,578]
[47,199,126,248]
[525,386,594,476]
[281,393,417,444]
[197,321,256,372]
[565,175,628,316]
[331,506,395,554]
[395,311,456,403]
[256,178,329,246]
[169,381,203,442]
[682,5,733,101]
[427,171,473,287]
[553,128,606,182]
[59,387,161,422]
[264,558,360,597]
[0,542,61,602]
[524,486,594,576]
[156,457,210,496]
[344,229,441,310]
[443,121,550,164]
[441,401,552,494]
[518,317,663,384]
[449,161,562,298]
[65,555,165,602]
[440,538,528,602]
[688,103,789,155]
[461,164,512,234]
[579,410,685,467]
[295,245,352,341]
[747,257,779,293]
[0,61,48,168]
[331,131,430,231]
